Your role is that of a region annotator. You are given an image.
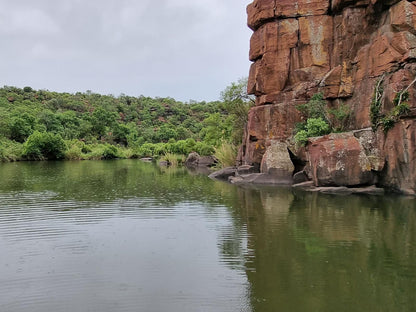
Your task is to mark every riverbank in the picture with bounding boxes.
[207,166,398,196]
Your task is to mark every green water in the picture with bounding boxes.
[0,160,415,311]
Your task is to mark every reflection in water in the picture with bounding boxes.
[238,187,416,312]
[0,160,415,311]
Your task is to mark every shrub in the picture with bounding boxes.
[294,118,330,146]
[160,153,185,167]
[296,92,327,120]
[214,141,237,168]
[65,144,83,160]
[136,143,155,158]
[294,130,309,146]
[392,102,410,117]
[102,144,119,159]
[0,140,24,161]
[306,118,330,137]
[381,116,395,132]
[195,142,214,156]
[23,131,66,160]
[327,103,350,132]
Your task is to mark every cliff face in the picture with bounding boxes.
[241,0,416,194]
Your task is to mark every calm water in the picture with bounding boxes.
[0,160,415,312]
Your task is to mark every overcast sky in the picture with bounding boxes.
[0,0,252,102]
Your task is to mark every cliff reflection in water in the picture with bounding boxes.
[234,186,416,312]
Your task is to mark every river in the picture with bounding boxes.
[0,160,415,311]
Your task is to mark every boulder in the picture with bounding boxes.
[185,152,217,168]
[293,171,309,184]
[307,130,384,186]
[260,142,294,182]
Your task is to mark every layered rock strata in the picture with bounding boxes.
[240,0,416,194]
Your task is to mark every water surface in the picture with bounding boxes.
[0,160,415,311]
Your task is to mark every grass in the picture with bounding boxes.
[160,153,185,167]
[214,141,237,168]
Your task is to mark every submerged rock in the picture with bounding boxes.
[229,173,293,185]
[208,167,237,181]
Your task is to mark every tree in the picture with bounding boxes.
[90,107,118,138]
[8,113,36,142]
[220,77,255,144]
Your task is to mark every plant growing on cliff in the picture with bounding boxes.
[327,102,351,132]
[295,93,331,145]
[294,118,331,146]
[370,75,414,132]
[296,93,328,121]
[379,91,411,132]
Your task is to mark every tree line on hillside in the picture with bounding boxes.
[0,79,254,166]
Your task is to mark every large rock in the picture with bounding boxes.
[260,142,294,182]
[307,130,384,186]
[378,120,416,195]
[241,0,416,193]
[185,152,217,168]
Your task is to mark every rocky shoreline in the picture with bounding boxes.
[207,165,386,196]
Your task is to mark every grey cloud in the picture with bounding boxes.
[0,0,252,102]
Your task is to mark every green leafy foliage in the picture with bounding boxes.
[294,118,330,146]
[295,93,332,145]
[294,92,352,145]
[220,77,255,145]
[0,80,249,162]
[327,103,350,132]
[23,131,66,160]
[296,93,327,121]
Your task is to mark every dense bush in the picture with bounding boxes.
[23,131,66,160]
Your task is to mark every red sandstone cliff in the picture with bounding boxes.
[240,0,416,194]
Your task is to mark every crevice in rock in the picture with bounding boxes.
[287,148,306,174]
[249,135,258,142]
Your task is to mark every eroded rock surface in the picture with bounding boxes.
[240,0,416,194]
[308,129,383,186]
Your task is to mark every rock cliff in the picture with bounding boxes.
[240,0,416,194]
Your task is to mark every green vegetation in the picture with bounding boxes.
[294,93,349,146]
[23,131,66,160]
[370,77,412,132]
[214,141,238,168]
[220,77,255,145]
[160,153,185,167]
[0,80,252,164]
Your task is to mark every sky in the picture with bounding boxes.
[0,0,253,102]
